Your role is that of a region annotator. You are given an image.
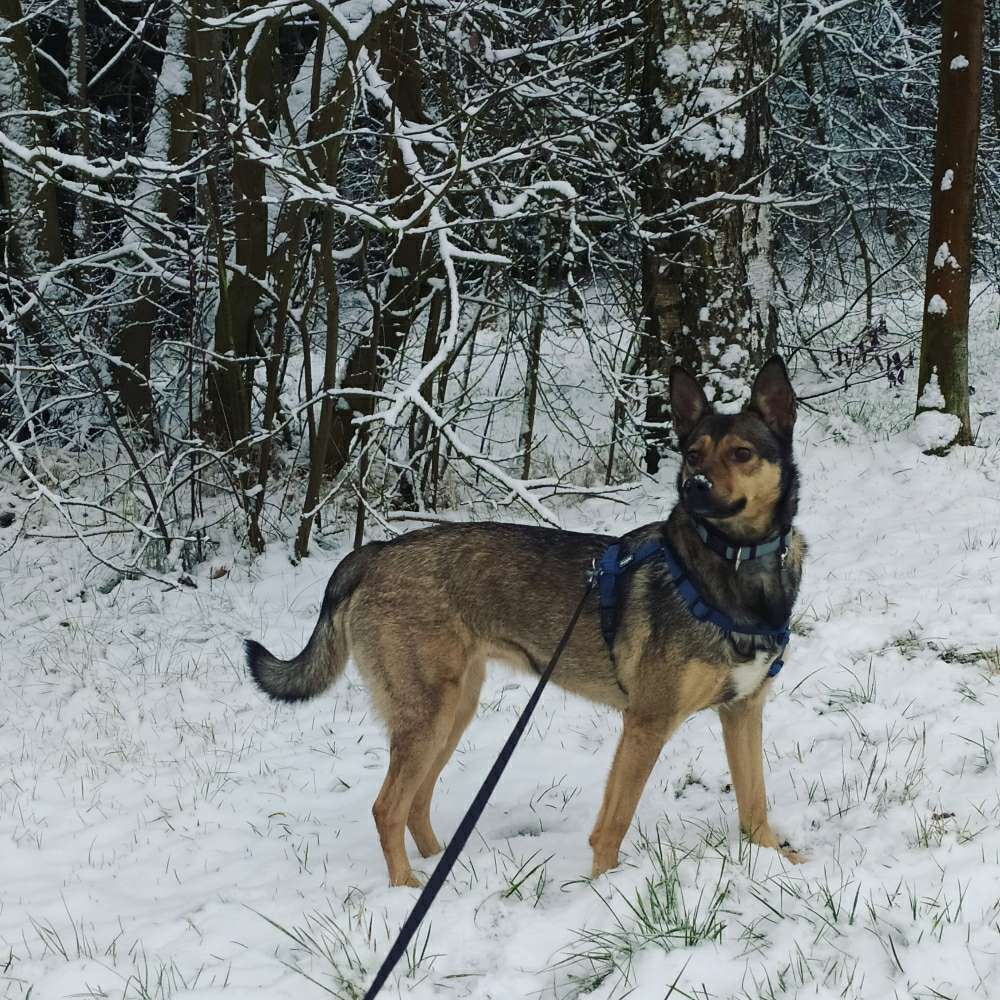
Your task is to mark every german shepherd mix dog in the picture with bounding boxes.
[248,358,805,887]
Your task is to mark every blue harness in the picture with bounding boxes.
[594,538,791,677]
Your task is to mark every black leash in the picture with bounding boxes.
[361,577,595,1000]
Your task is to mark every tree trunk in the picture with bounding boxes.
[111,4,203,428]
[69,0,91,253]
[205,10,274,450]
[246,207,304,553]
[325,8,428,476]
[915,0,984,448]
[989,5,999,137]
[287,3,397,558]
[294,213,341,561]
[0,0,64,275]
[519,219,553,480]
[639,0,775,471]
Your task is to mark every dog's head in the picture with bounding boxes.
[669,357,798,540]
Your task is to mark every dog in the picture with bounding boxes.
[247,357,805,886]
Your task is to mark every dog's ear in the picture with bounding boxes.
[748,356,796,440]
[669,366,711,443]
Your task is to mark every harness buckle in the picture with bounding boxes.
[734,549,743,573]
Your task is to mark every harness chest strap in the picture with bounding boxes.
[594,539,791,677]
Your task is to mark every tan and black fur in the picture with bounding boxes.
[247,358,806,886]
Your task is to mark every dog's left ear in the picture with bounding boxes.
[748,357,796,440]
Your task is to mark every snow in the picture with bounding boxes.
[918,370,946,410]
[657,39,745,161]
[664,89,746,161]
[661,44,692,79]
[949,54,969,71]
[927,293,948,315]
[911,372,959,450]
[3,298,1000,1000]
[488,181,578,220]
[941,168,954,191]
[337,0,395,43]
[715,342,749,372]
[908,408,961,450]
[933,241,958,270]
[660,39,734,87]
[158,45,191,100]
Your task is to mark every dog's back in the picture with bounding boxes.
[248,522,625,710]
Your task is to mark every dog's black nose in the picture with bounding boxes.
[683,474,713,496]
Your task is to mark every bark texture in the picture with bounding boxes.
[112,5,203,426]
[0,0,64,274]
[916,0,983,447]
[325,8,429,476]
[639,0,775,470]
[206,9,274,449]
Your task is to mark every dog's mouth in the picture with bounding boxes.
[680,474,748,520]
[683,493,747,520]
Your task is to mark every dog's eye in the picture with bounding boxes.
[685,449,700,466]
[731,447,753,463]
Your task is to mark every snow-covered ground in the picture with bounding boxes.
[3,295,1000,1000]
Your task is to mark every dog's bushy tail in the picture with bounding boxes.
[246,545,378,702]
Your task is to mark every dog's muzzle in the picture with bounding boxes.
[682,473,744,518]
[683,474,713,500]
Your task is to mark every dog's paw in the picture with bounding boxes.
[745,825,804,864]
[415,839,442,859]
[389,871,423,889]
[778,842,805,865]
[590,853,621,879]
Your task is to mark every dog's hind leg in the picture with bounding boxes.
[589,712,677,877]
[719,683,802,863]
[407,657,485,859]
[370,648,468,887]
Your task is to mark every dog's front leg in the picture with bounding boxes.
[589,712,674,877]
[719,683,802,863]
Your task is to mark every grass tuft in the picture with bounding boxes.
[554,830,730,998]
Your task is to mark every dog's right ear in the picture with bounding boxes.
[669,366,711,443]
[748,356,796,440]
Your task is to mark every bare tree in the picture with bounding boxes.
[915,0,984,448]
[0,0,64,276]
[639,0,775,471]
[4,0,992,573]
[111,5,204,428]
